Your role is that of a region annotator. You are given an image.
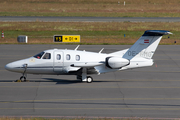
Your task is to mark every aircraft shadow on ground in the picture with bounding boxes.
[43,78,119,84]
[0,78,125,84]
[0,79,81,84]
[0,78,144,84]
[44,78,82,84]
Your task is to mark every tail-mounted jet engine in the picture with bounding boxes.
[106,57,130,69]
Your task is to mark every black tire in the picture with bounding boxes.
[20,76,26,81]
[87,76,93,83]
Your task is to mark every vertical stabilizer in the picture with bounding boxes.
[123,30,172,60]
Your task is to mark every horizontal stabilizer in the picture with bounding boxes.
[143,30,172,36]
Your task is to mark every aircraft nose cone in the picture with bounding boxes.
[5,60,27,72]
[5,63,13,71]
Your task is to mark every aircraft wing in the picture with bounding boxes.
[69,62,104,75]
[71,62,103,68]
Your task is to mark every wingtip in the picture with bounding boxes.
[167,32,173,35]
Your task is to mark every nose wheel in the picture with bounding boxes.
[20,76,26,81]
[16,76,27,82]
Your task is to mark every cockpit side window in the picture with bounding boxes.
[43,53,51,59]
[33,52,45,59]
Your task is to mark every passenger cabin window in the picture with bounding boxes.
[76,55,80,61]
[43,53,51,59]
[33,52,45,59]
[66,54,70,60]
[57,54,61,60]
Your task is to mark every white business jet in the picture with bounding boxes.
[5,30,172,83]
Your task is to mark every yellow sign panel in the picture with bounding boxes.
[54,35,80,43]
[63,35,80,42]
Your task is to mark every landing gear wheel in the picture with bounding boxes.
[87,76,93,83]
[20,76,26,81]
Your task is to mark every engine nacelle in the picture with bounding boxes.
[106,57,129,69]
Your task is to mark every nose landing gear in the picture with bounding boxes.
[16,64,28,82]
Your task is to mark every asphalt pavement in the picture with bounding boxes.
[0,16,180,22]
[1,45,180,118]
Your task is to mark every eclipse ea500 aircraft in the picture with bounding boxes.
[5,30,172,83]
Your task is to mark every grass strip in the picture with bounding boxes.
[0,22,179,44]
[1,12,180,18]
[0,0,180,17]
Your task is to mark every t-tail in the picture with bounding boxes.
[123,30,172,60]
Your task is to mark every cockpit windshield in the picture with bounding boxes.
[33,52,45,59]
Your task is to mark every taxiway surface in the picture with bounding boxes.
[1,45,180,118]
[1,16,180,22]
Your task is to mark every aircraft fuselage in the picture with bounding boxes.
[5,49,108,75]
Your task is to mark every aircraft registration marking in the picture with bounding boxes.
[128,51,153,58]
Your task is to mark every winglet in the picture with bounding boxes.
[75,45,80,50]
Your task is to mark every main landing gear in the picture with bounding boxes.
[77,75,93,83]
[16,64,28,82]
[77,68,93,83]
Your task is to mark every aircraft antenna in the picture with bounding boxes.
[75,45,80,50]
[99,48,104,53]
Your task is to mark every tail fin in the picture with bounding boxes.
[123,30,172,60]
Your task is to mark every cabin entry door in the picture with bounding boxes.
[53,51,64,72]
